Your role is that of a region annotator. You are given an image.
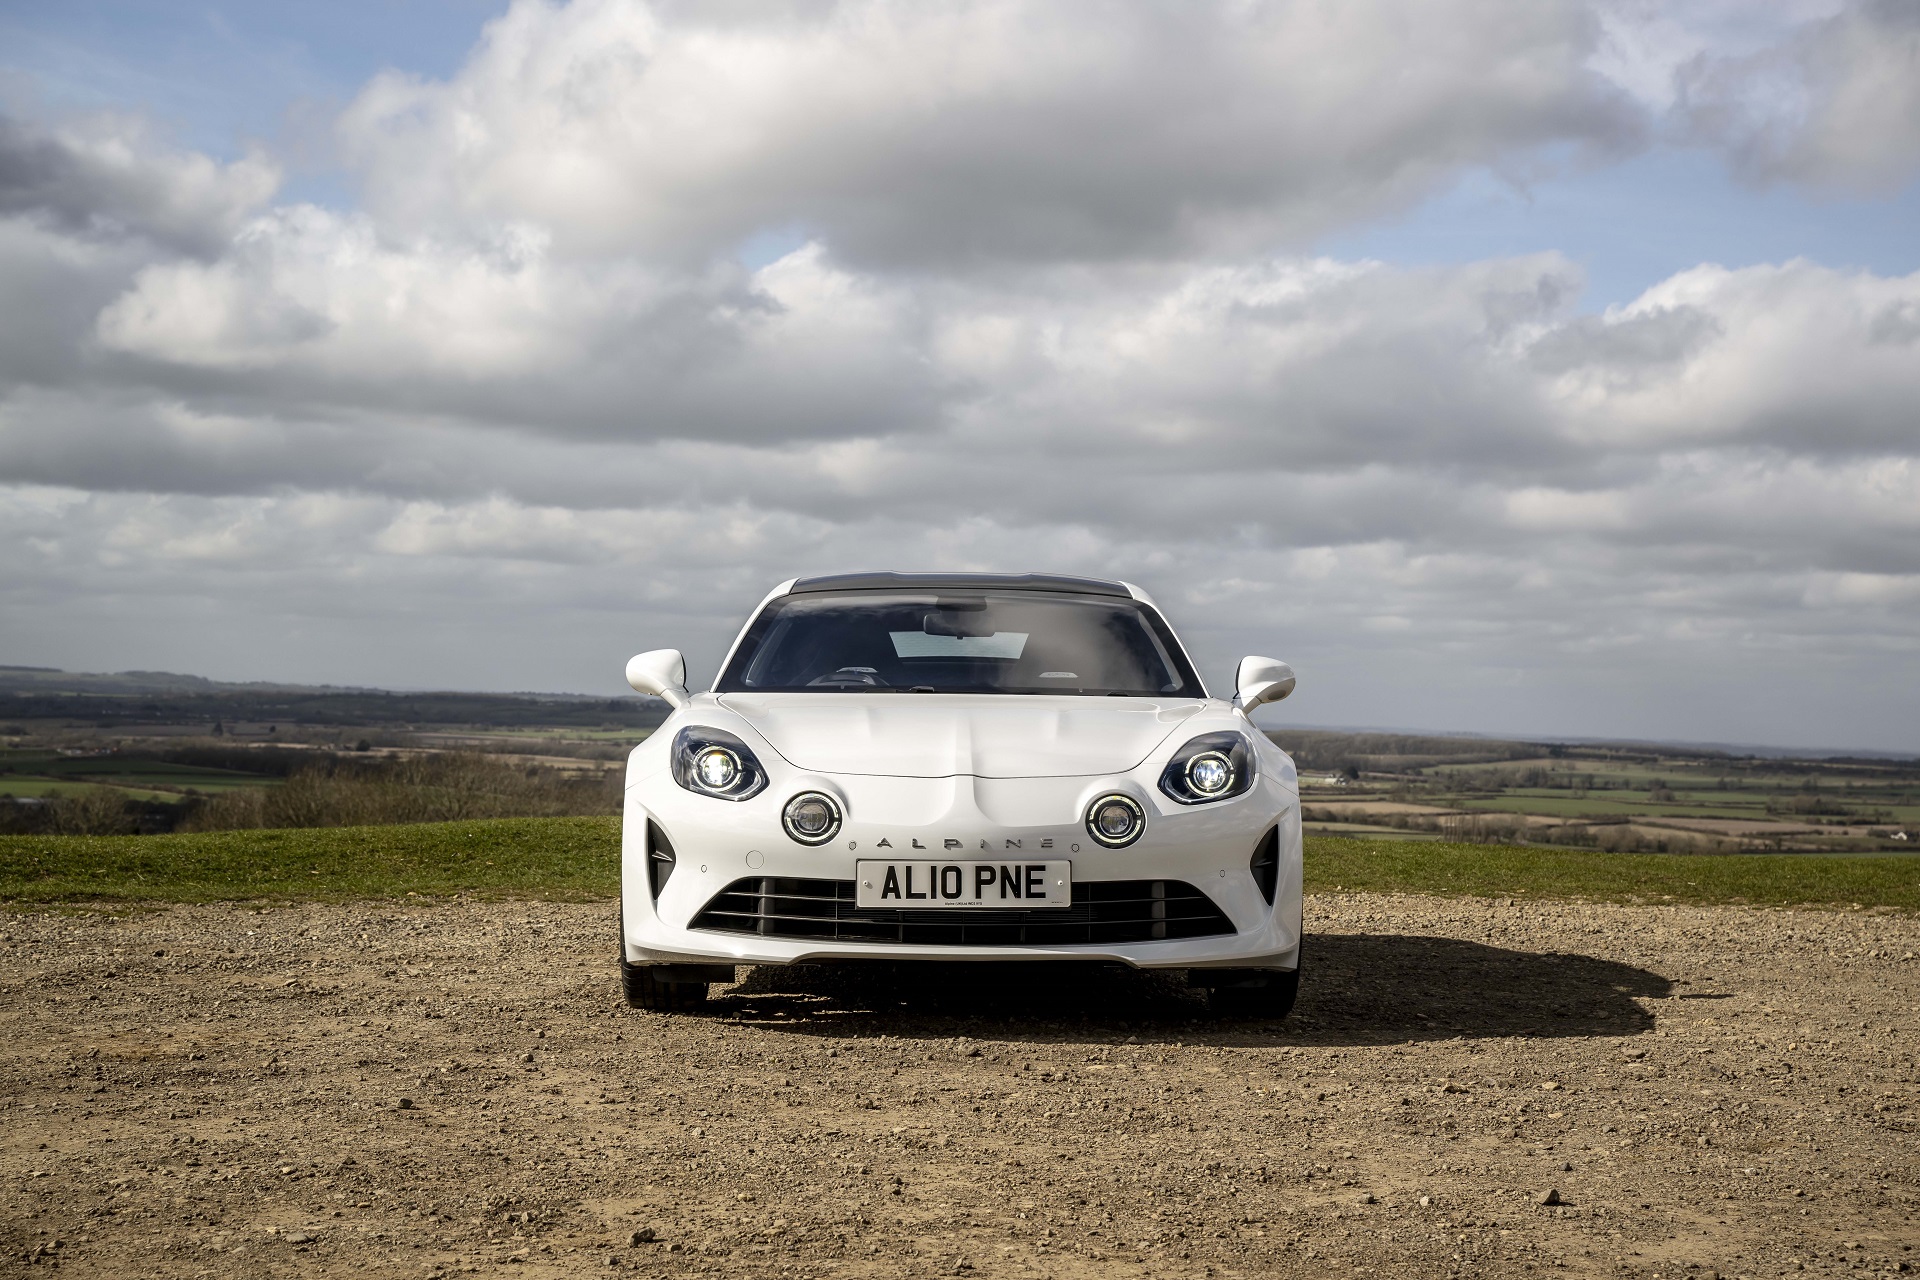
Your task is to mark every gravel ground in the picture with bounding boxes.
[3,893,1917,1279]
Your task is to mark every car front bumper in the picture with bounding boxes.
[619,768,1303,970]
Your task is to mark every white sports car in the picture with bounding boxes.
[617,572,1303,1015]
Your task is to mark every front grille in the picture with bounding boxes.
[689,877,1235,946]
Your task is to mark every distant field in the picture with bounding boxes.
[1448,794,1766,820]
[2,819,1916,912]
[0,748,279,801]
[1293,734,1920,853]
[0,778,184,803]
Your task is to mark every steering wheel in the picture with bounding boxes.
[804,666,892,688]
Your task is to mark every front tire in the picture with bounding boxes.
[1201,964,1300,1019]
[621,957,711,1011]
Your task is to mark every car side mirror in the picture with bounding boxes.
[1233,655,1295,714]
[625,648,691,711]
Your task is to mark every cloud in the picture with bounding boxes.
[1678,0,1920,191]
[63,215,1920,496]
[332,0,1639,266]
[0,114,278,255]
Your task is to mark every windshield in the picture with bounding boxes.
[717,590,1204,696]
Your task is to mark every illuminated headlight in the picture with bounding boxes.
[671,726,768,801]
[1159,732,1255,804]
[1185,751,1233,796]
[782,791,843,845]
[694,746,741,791]
[1085,793,1145,848]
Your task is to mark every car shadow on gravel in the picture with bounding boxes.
[701,933,1672,1046]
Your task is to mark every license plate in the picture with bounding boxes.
[855,860,1071,909]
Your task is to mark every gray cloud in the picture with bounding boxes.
[1678,0,1920,191]
[0,115,276,255]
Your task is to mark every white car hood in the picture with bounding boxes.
[716,693,1206,779]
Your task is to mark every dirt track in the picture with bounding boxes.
[3,893,1918,1279]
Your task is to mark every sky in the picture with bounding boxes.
[0,0,1917,752]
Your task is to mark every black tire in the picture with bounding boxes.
[1201,964,1300,1019]
[620,958,711,1011]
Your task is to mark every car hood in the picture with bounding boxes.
[716,693,1207,779]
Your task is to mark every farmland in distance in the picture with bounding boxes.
[1278,728,1920,854]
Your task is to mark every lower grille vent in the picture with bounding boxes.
[690,877,1234,946]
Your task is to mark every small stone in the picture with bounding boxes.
[1560,1161,1573,1172]
[1356,1193,1376,1205]
[628,1228,656,1246]
[1539,1081,1561,1091]
[285,1231,314,1244]
[1536,1189,1562,1207]
[1418,1196,1431,1208]
[397,1098,414,1110]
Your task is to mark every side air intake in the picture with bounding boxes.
[646,820,677,900]
[1250,826,1279,905]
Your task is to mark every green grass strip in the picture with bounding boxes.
[0,816,620,906]
[0,819,1915,910]
[1305,834,1920,910]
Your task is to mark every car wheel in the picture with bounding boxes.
[620,957,712,1011]
[1202,964,1300,1019]
[618,908,713,1012]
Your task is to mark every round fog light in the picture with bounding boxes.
[1085,793,1145,848]
[782,791,842,845]
[1185,751,1233,796]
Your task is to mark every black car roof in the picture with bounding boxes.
[786,571,1132,598]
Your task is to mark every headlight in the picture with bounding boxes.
[1085,793,1145,848]
[671,726,768,801]
[1159,731,1256,804]
[782,791,843,845]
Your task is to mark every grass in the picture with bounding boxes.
[0,816,620,906]
[1306,835,1920,911]
[0,819,1915,911]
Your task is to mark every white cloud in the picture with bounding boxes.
[333,0,1638,265]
